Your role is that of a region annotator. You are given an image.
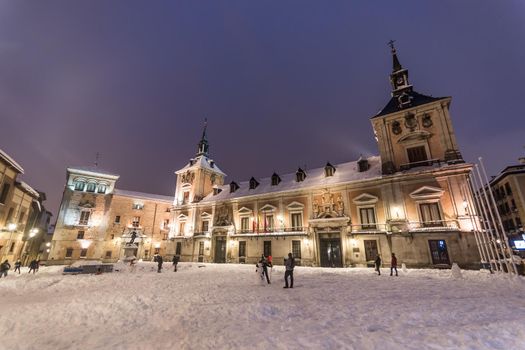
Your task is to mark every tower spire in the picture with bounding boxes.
[387,41,412,98]
[196,118,209,157]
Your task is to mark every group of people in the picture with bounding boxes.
[128,254,180,273]
[256,253,295,288]
[0,259,40,278]
[374,253,398,276]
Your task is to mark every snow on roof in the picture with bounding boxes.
[114,189,173,203]
[0,148,24,174]
[176,155,226,176]
[67,166,120,179]
[202,156,382,202]
[16,181,40,198]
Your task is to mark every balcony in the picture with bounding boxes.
[399,158,441,171]
[349,223,389,234]
[231,226,307,237]
[408,220,459,232]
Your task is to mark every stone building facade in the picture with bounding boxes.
[49,47,482,268]
[0,149,45,264]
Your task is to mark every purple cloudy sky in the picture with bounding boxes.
[1,1,524,215]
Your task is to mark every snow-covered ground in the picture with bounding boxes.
[0,263,524,350]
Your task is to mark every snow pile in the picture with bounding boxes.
[0,263,524,349]
[451,263,463,279]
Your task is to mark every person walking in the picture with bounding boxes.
[257,255,270,284]
[28,259,38,274]
[0,260,11,278]
[283,253,295,288]
[172,255,180,272]
[390,253,398,276]
[157,255,163,273]
[14,259,21,274]
[374,255,382,276]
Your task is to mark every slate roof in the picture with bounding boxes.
[114,189,173,203]
[201,156,382,202]
[373,91,448,118]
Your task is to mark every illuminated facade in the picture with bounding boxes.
[50,47,482,268]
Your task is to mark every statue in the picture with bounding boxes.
[337,195,344,216]
[313,200,319,218]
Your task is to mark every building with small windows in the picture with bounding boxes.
[481,159,525,255]
[0,149,50,264]
[49,47,482,268]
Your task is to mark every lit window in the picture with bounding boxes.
[291,213,302,230]
[97,184,107,194]
[86,183,96,193]
[241,217,250,233]
[419,203,443,227]
[74,181,85,191]
[132,203,144,210]
[359,207,376,229]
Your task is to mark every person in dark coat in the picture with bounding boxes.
[157,255,163,273]
[14,260,21,274]
[172,255,180,272]
[283,253,295,288]
[374,255,381,276]
[390,253,398,276]
[257,255,271,284]
[0,260,11,278]
[28,259,38,274]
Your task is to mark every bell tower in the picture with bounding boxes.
[174,120,225,205]
[371,42,463,174]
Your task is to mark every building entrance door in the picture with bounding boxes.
[319,238,343,267]
[214,236,226,263]
[428,240,450,265]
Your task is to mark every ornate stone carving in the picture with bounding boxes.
[391,120,402,135]
[214,205,231,226]
[181,171,195,184]
[404,113,418,131]
[313,190,344,218]
[422,113,433,128]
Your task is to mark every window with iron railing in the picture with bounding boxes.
[291,213,303,231]
[359,207,377,229]
[419,203,443,227]
[292,240,301,258]
[240,217,250,233]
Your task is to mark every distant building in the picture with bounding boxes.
[49,47,482,268]
[483,159,525,255]
[0,149,48,264]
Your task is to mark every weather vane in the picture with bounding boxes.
[387,39,396,51]
[94,152,100,167]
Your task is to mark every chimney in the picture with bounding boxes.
[357,156,369,172]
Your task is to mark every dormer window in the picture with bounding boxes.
[296,168,306,182]
[249,177,259,190]
[209,160,215,168]
[271,173,281,186]
[357,157,369,172]
[324,162,336,177]
[230,181,239,193]
[213,187,222,196]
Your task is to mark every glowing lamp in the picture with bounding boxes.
[80,240,91,249]
[7,223,17,231]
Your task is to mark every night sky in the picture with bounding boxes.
[1,1,524,215]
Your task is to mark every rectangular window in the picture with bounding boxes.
[198,241,204,256]
[505,183,512,195]
[201,220,209,232]
[132,216,140,228]
[241,217,250,233]
[9,242,15,253]
[114,215,121,224]
[132,203,144,210]
[65,248,73,258]
[0,183,11,204]
[407,146,428,164]
[420,203,442,227]
[292,240,301,258]
[110,234,115,240]
[18,210,26,224]
[77,230,85,239]
[291,213,302,230]
[265,215,274,231]
[79,211,90,225]
[364,240,378,261]
[239,241,246,257]
[154,247,160,255]
[359,207,377,229]
[105,251,112,258]
[263,241,271,257]
[183,191,190,204]
[6,207,14,223]
[176,242,182,255]
[80,248,88,257]
[179,222,185,235]
[86,183,96,193]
